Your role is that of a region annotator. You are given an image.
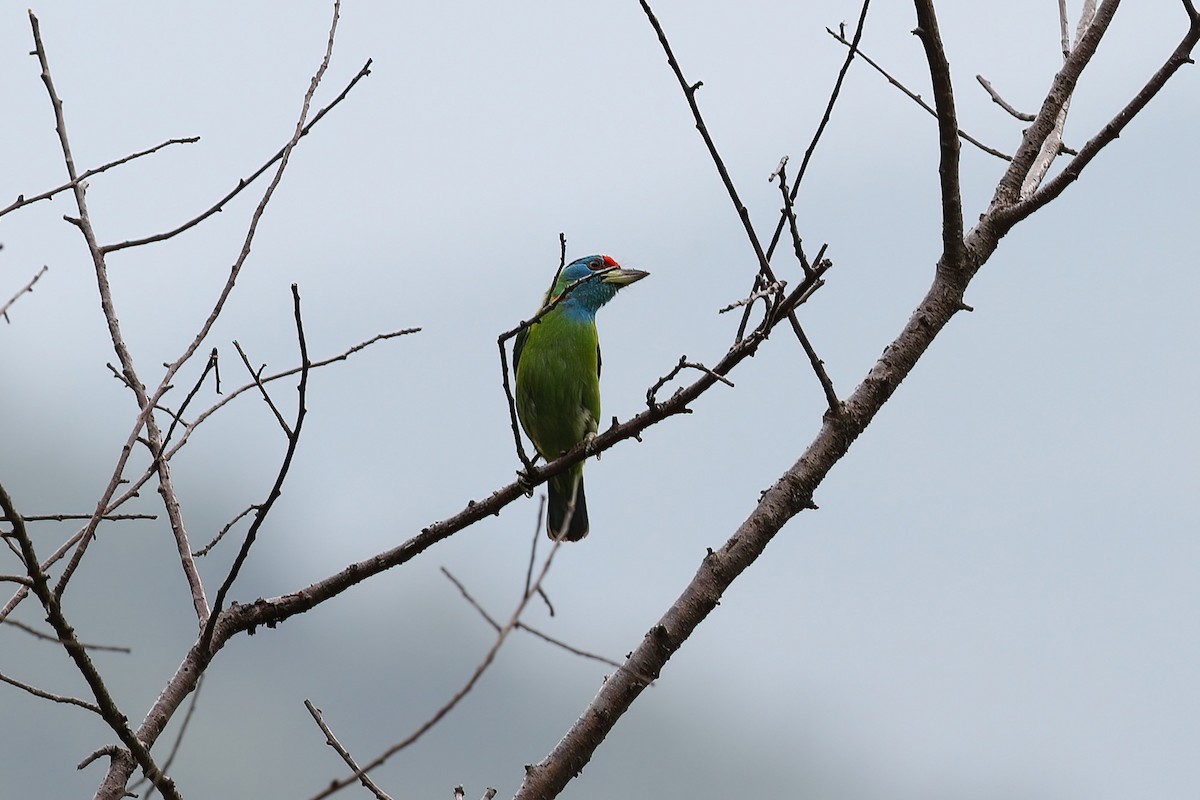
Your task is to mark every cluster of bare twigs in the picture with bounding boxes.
[3,0,1197,798]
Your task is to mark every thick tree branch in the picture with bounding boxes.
[990,0,1121,209]
[995,6,1200,229]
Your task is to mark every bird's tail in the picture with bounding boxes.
[547,473,588,541]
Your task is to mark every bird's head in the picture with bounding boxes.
[549,255,648,316]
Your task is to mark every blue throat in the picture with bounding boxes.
[558,279,616,322]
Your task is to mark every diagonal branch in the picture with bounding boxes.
[0,137,199,220]
[995,4,1200,229]
[0,667,102,713]
[639,0,774,286]
[0,265,49,323]
[826,25,1012,161]
[101,61,372,254]
[990,0,1121,209]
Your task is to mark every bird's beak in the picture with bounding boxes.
[601,267,649,286]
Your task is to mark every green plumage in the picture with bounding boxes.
[514,255,647,540]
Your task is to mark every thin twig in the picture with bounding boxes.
[718,280,785,315]
[646,355,733,408]
[792,320,840,415]
[0,668,102,713]
[1,265,49,324]
[161,347,219,451]
[2,617,132,653]
[305,701,394,800]
[825,26,1012,161]
[739,0,870,343]
[0,479,179,799]
[976,75,1035,120]
[641,0,836,403]
[0,138,198,219]
[309,532,570,800]
[101,62,372,254]
[234,341,292,436]
[6,513,155,522]
[639,1,775,288]
[29,9,209,623]
[0,328,417,626]
[192,504,259,558]
[444,566,644,677]
[200,285,311,656]
[523,495,545,601]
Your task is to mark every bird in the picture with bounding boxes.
[514,254,648,540]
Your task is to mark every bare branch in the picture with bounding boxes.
[442,567,636,676]
[200,285,311,656]
[740,0,870,343]
[308,532,570,800]
[2,617,132,653]
[0,479,180,799]
[29,8,209,623]
[234,340,293,437]
[132,676,205,800]
[161,347,219,450]
[990,0,1120,209]
[0,265,48,324]
[912,0,966,273]
[639,0,775,285]
[976,75,1035,121]
[826,26,1012,161]
[7,513,154,522]
[0,327,416,626]
[192,504,259,558]
[0,138,198,220]
[0,668,101,713]
[100,61,372,254]
[718,280,785,315]
[305,701,394,800]
[996,4,1199,227]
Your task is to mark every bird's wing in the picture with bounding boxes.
[596,342,602,379]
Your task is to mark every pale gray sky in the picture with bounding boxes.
[2,2,1197,799]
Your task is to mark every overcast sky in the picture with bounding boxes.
[2,2,1197,799]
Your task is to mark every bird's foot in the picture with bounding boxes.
[583,431,600,460]
[516,469,536,496]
